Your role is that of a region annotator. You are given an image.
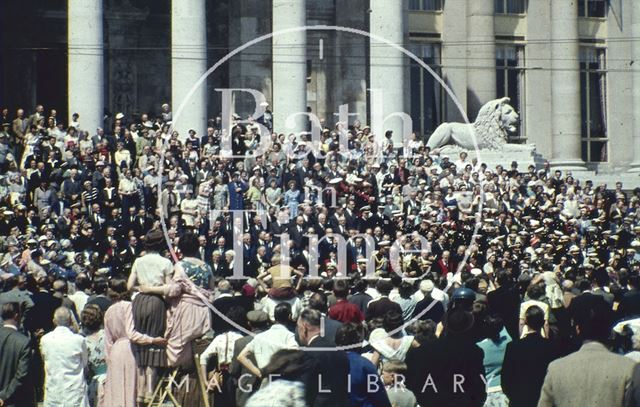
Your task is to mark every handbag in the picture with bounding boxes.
[207,333,230,392]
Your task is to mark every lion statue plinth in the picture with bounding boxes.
[426,97,520,151]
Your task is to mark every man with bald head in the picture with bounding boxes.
[40,307,88,406]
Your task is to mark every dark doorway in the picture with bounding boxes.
[36,46,68,122]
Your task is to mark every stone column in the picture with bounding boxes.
[466,0,496,120]
[630,1,640,172]
[68,0,104,133]
[272,0,307,134]
[550,0,585,170]
[441,0,468,123]
[369,0,406,145]
[171,0,207,139]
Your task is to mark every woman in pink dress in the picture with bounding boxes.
[101,279,166,407]
[138,232,213,368]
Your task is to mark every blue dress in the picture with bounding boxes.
[284,189,301,219]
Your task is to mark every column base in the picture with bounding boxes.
[549,159,587,172]
[628,163,640,173]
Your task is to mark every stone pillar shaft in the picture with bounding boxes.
[68,0,104,133]
[550,0,585,169]
[272,0,307,134]
[171,0,207,139]
[369,0,406,145]
[466,0,496,119]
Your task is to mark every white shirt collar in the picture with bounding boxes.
[307,334,320,344]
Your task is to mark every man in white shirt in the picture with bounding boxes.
[237,302,298,379]
[261,293,303,323]
[67,273,90,313]
[519,283,550,338]
[454,151,469,172]
[40,307,88,407]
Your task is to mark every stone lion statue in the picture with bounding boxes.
[426,97,519,151]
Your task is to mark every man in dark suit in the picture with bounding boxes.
[406,308,486,407]
[617,274,640,320]
[296,158,312,188]
[343,200,358,229]
[487,271,521,339]
[0,302,35,407]
[288,216,306,251]
[248,215,265,243]
[0,275,34,321]
[210,252,226,278]
[303,292,342,346]
[347,279,373,315]
[245,246,267,278]
[297,309,350,407]
[502,305,557,407]
[121,236,140,270]
[195,235,212,265]
[366,279,402,320]
[132,208,154,238]
[210,280,238,334]
[24,275,61,336]
[412,280,445,324]
[313,213,327,238]
[590,268,615,306]
[269,209,289,237]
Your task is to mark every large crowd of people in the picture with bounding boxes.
[1,103,640,407]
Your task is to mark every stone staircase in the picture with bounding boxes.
[450,143,640,189]
[567,170,640,189]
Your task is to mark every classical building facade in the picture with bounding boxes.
[1,0,639,174]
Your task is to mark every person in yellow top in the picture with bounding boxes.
[256,256,305,321]
[257,255,297,290]
[245,178,263,210]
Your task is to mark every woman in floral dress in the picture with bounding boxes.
[177,232,214,289]
[137,232,213,367]
[210,177,227,209]
[81,304,107,407]
[265,178,283,209]
[197,175,214,217]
